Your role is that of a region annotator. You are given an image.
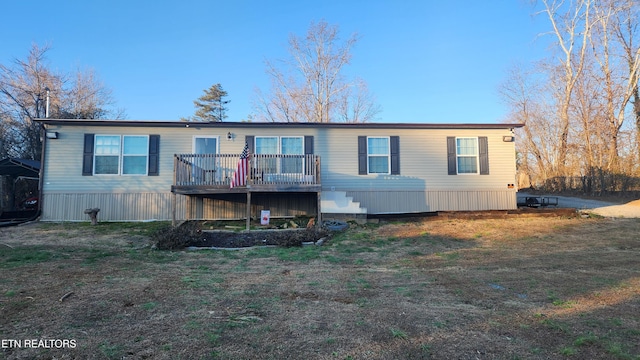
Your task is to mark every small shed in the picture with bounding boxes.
[0,157,40,212]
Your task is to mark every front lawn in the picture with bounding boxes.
[1,216,638,359]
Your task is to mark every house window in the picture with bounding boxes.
[255,136,278,173]
[255,137,279,154]
[94,135,120,175]
[281,137,303,173]
[123,136,149,175]
[255,136,303,173]
[94,135,148,175]
[193,136,218,155]
[456,137,478,174]
[367,137,390,174]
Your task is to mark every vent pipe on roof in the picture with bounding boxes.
[45,87,50,118]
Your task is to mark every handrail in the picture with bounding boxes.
[174,153,320,187]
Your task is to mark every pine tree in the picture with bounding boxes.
[193,83,229,122]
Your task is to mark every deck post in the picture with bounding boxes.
[316,191,322,229]
[172,155,178,226]
[172,192,176,227]
[246,191,251,231]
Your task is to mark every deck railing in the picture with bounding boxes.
[174,153,321,187]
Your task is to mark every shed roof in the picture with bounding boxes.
[0,158,40,178]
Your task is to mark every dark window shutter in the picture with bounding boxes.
[390,136,400,175]
[304,136,314,154]
[245,135,254,154]
[148,135,160,176]
[479,136,489,175]
[447,136,456,175]
[358,136,367,175]
[82,134,94,176]
[304,136,314,175]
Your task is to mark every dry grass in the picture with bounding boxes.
[0,216,639,359]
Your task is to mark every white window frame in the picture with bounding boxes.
[255,136,304,174]
[456,137,479,175]
[367,136,390,175]
[93,134,120,176]
[122,135,149,176]
[254,136,279,154]
[192,135,220,154]
[93,134,149,176]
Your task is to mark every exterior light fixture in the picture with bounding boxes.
[502,135,514,142]
[46,131,59,139]
[227,132,233,141]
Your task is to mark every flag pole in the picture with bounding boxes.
[245,155,252,230]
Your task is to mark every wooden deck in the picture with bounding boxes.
[171,153,321,194]
[171,153,322,228]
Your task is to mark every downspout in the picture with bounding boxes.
[36,122,46,220]
[37,95,50,221]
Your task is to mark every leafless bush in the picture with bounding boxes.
[152,222,200,250]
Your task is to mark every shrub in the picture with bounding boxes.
[152,222,200,250]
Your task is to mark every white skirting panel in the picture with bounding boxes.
[345,190,517,214]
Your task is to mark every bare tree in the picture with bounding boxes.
[571,59,605,176]
[539,0,593,183]
[58,67,124,119]
[337,78,382,123]
[255,20,380,123]
[0,44,124,160]
[612,0,640,159]
[502,1,640,193]
[588,0,640,172]
[0,44,61,159]
[501,64,556,187]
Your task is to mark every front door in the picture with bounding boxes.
[192,136,219,184]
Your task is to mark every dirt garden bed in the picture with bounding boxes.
[152,219,333,249]
[188,228,330,248]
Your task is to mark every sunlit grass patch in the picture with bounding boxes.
[0,247,56,268]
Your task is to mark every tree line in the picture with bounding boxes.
[503,0,640,195]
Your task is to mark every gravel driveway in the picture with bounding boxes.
[518,192,640,218]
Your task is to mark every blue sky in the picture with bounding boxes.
[2,1,549,123]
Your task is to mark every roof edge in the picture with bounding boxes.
[34,119,524,129]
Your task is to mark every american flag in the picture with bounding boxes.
[230,142,250,188]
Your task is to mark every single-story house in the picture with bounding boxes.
[34,119,523,223]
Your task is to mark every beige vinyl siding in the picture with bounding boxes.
[41,122,519,220]
[44,126,172,193]
[315,128,516,191]
[43,125,311,192]
[42,125,325,221]
[44,124,515,194]
[315,128,517,212]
